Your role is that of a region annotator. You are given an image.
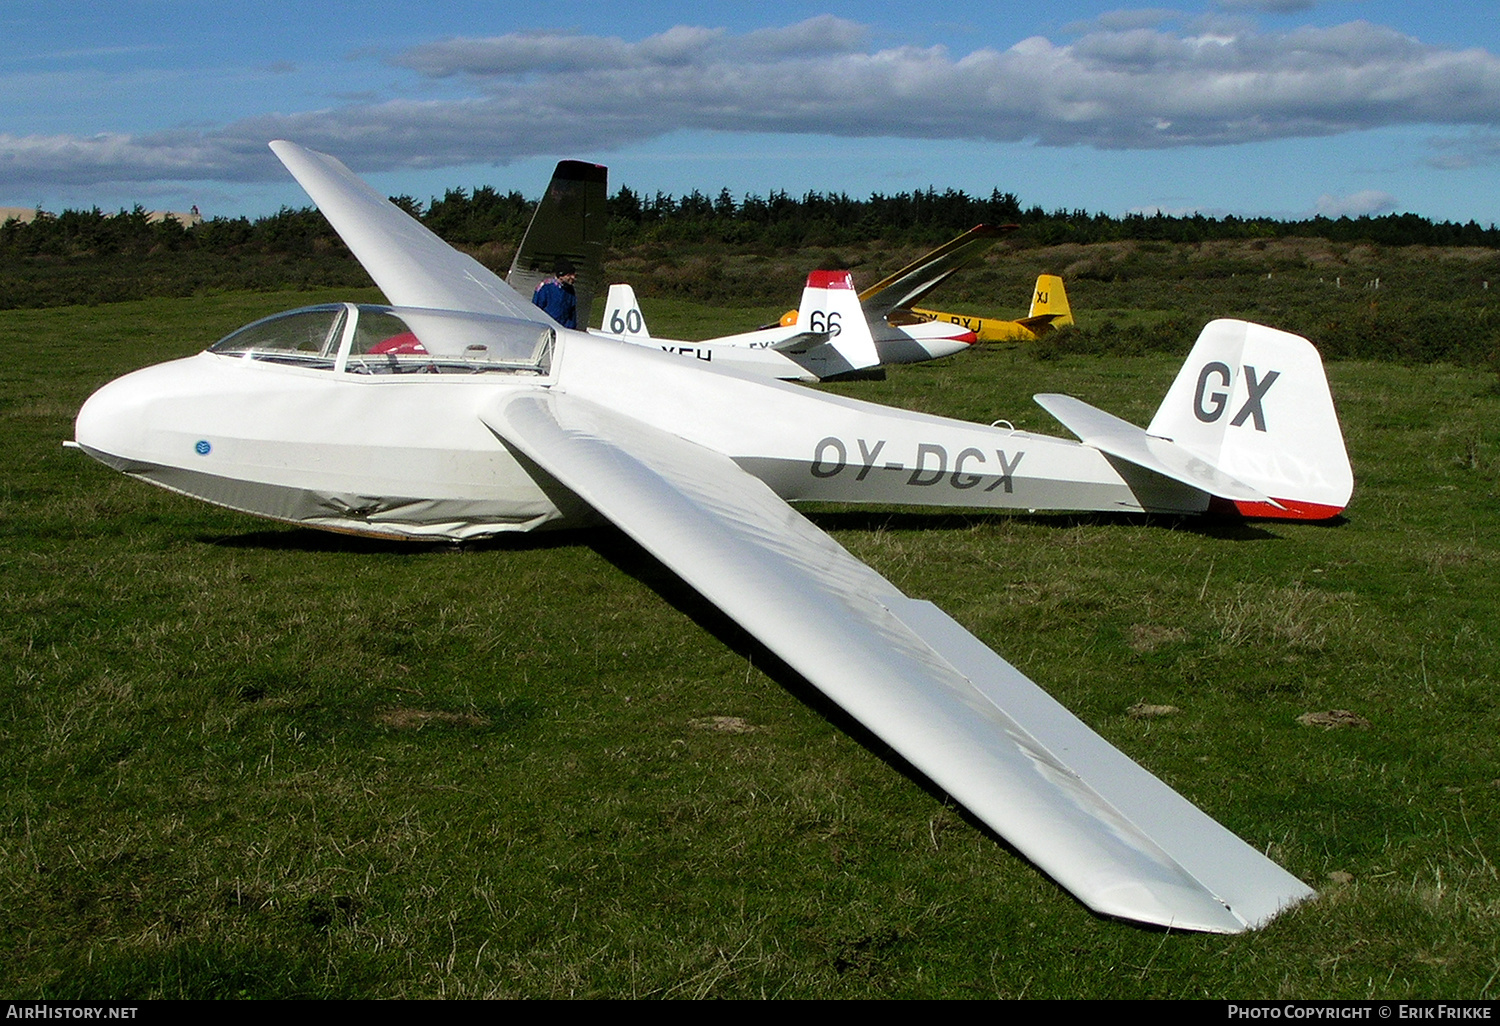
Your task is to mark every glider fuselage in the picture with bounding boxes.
[75,318,1201,542]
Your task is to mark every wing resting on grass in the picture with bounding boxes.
[267,140,1314,931]
[481,390,1316,932]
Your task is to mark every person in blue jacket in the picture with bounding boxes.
[531,258,578,328]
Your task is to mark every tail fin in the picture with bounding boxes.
[768,272,880,377]
[1148,320,1352,519]
[600,283,650,339]
[1017,274,1072,332]
[506,160,608,328]
[1036,319,1351,519]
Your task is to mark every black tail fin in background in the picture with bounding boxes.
[507,161,608,328]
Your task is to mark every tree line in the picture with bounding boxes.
[4,185,1498,261]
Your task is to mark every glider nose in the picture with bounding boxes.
[76,375,137,456]
[925,331,978,359]
[74,362,173,467]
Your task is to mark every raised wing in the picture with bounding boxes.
[859,224,1011,317]
[480,390,1315,932]
[269,141,550,324]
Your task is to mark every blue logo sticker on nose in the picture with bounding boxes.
[194,440,212,456]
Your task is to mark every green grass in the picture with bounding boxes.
[2,292,1499,998]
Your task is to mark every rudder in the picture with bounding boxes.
[600,283,651,339]
[507,160,609,328]
[1027,274,1072,327]
[1148,320,1352,519]
[794,271,879,373]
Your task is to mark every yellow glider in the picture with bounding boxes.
[904,273,1073,343]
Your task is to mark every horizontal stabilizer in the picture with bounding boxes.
[1035,393,1275,505]
[770,330,832,354]
[1016,313,1063,330]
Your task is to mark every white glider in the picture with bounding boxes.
[596,271,883,381]
[592,258,987,382]
[73,142,1354,932]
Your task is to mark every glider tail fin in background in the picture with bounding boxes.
[1017,274,1073,332]
[774,270,881,377]
[507,160,609,329]
[600,283,651,339]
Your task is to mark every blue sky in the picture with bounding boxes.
[4,0,1499,223]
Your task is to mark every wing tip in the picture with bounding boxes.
[553,159,608,184]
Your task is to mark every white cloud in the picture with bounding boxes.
[1315,189,1398,216]
[0,131,271,185]
[390,17,867,79]
[393,31,626,77]
[1,16,1497,189]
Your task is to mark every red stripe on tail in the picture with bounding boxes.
[806,270,855,290]
[1208,497,1345,521]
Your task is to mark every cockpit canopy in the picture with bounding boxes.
[208,304,554,375]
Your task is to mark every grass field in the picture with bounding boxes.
[2,290,1498,998]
